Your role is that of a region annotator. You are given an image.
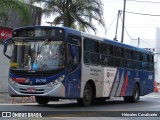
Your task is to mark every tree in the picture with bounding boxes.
[33,0,105,34]
[0,0,32,26]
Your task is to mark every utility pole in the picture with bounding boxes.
[137,37,140,47]
[114,10,122,41]
[121,0,126,43]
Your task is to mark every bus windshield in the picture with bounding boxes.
[10,40,65,71]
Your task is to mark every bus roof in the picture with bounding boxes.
[13,26,153,55]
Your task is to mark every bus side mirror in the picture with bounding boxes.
[3,38,12,59]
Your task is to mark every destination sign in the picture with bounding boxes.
[12,27,64,38]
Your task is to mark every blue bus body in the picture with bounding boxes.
[4,26,154,106]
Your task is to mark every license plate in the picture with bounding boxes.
[26,88,36,92]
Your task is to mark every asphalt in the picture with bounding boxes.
[0,92,159,104]
[0,92,36,104]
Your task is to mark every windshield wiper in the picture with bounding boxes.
[32,38,51,69]
[38,38,51,53]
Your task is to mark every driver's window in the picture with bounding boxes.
[68,44,80,64]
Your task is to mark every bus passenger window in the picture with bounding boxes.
[134,61,142,70]
[149,55,154,63]
[125,59,133,69]
[101,43,113,55]
[142,62,149,70]
[114,47,124,57]
[125,49,133,59]
[149,63,153,71]
[84,52,90,64]
[142,53,148,62]
[100,55,113,66]
[90,53,99,65]
[83,38,99,65]
[114,58,123,67]
[134,51,141,61]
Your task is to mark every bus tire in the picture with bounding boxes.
[77,83,93,106]
[35,96,50,105]
[123,84,140,103]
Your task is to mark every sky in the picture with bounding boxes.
[40,0,160,49]
[101,0,160,48]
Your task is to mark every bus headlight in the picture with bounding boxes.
[47,75,65,87]
[8,78,17,86]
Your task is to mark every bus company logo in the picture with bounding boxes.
[25,79,33,85]
[0,31,12,38]
[1,31,5,36]
[25,79,30,83]
[107,72,110,77]
[107,72,115,78]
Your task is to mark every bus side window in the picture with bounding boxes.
[83,38,99,65]
[142,53,149,70]
[100,43,113,66]
[113,46,124,67]
[149,55,154,71]
[134,51,142,70]
[114,46,124,58]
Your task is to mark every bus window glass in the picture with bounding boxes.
[149,63,153,71]
[125,49,133,59]
[68,44,80,64]
[90,53,99,65]
[114,47,124,57]
[84,52,90,64]
[101,43,113,55]
[142,62,149,70]
[100,55,113,66]
[10,41,65,71]
[125,59,133,69]
[142,53,148,62]
[84,38,99,65]
[149,55,153,63]
[134,51,141,61]
[134,61,142,69]
[114,57,123,67]
[84,39,99,53]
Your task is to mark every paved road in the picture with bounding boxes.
[0,92,159,119]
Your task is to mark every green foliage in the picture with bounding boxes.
[33,0,106,34]
[0,11,8,26]
[0,0,32,26]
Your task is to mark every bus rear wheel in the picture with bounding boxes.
[123,84,140,103]
[77,83,93,106]
[35,96,50,105]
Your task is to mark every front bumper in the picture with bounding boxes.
[8,81,65,97]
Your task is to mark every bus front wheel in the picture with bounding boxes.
[77,83,93,106]
[123,84,140,103]
[35,96,50,105]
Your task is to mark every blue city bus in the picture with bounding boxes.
[3,26,154,106]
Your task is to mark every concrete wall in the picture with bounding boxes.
[0,45,10,92]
